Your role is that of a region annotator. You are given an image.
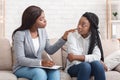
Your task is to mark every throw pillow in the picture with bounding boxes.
[104,50,120,70]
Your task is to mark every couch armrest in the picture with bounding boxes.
[61,45,68,70]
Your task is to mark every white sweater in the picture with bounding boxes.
[65,31,101,72]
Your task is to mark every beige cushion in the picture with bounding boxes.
[102,39,120,57]
[105,71,120,80]
[114,64,120,72]
[0,38,12,70]
[104,50,120,70]
[0,71,17,80]
[60,70,71,80]
[50,50,62,66]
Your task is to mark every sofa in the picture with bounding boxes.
[0,38,120,80]
[0,38,71,80]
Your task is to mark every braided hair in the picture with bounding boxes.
[82,12,104,61]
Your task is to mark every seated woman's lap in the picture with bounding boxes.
[14,66,60,80]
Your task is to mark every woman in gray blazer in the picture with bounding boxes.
[12,5,75,80]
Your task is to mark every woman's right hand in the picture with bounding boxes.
[41,60,55,67]
[101,61,108,71]
[62,28,77,41]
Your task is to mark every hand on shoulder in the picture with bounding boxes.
[62,28,77,41]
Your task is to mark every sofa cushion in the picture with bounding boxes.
[60,70,71,80]
[0,38,12,70]
[104,50,120,70]
[0,71,17,80]
[105,71,120,80]
[102,39,120,57]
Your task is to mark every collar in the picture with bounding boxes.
[76,31,91,40]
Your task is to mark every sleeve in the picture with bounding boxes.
[44,30,66,54]
[85,46,101,62]
[13,31,41,67]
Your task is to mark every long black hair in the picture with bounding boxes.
[12,5,43,37]
[83,12,104,61]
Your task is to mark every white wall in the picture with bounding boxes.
[5,0,107,42]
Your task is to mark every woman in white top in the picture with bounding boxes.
[66,12,106,80]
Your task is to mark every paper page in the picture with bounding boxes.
[39,65,62,69]
[32,65,62,69]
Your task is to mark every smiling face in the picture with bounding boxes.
[77,16,91,38]
[35,11,47,28]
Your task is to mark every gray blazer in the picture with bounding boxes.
[13,28,66,72]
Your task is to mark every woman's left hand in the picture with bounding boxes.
[62,29,76,41]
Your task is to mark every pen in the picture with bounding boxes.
[46,54,53,61]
